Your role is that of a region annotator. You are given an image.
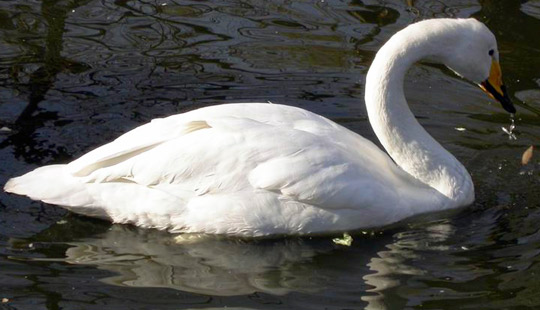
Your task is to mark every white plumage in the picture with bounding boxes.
[4,18,512,236]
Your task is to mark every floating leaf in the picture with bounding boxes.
[522,146,534,165]
[173,233,209,244]
[332,232,353,246]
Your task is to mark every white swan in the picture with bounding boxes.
[4,18,515,237]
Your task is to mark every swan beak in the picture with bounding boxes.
[479,60,516,113]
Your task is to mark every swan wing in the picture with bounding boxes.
[72,103,400,211]
[66,116,211,176]
[66,103,315,176]
[246,127,410,213]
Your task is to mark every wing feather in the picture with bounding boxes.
[67,118,211,176]
[66,103,401,213]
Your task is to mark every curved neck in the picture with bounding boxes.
[365,25,474,207]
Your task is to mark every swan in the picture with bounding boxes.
[4,18,515,237]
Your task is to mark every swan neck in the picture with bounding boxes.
[365,26,474,207]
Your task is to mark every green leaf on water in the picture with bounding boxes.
[333,233,353,246]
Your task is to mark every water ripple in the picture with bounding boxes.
[1,1,540,309]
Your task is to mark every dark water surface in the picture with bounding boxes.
[1,0,540,309]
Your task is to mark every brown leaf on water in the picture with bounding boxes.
[522,146,534,165]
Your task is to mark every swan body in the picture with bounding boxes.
[4,18,514,236]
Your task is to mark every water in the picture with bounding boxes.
[1,0,540,309]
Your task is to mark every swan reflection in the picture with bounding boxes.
[60,220,457,308]
[62,225,389,296]
[362,222,456,309]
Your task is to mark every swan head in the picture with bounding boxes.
[436,19,515,113]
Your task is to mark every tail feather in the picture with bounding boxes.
[4,165,94,208]
[4,165,185,226]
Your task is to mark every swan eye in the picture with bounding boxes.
[488,49,494,56]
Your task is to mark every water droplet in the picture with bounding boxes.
[501,115,517,140]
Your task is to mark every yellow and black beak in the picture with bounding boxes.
[478,60,516,113]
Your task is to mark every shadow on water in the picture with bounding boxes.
[0,0,92,164]
[0,0,540,309]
